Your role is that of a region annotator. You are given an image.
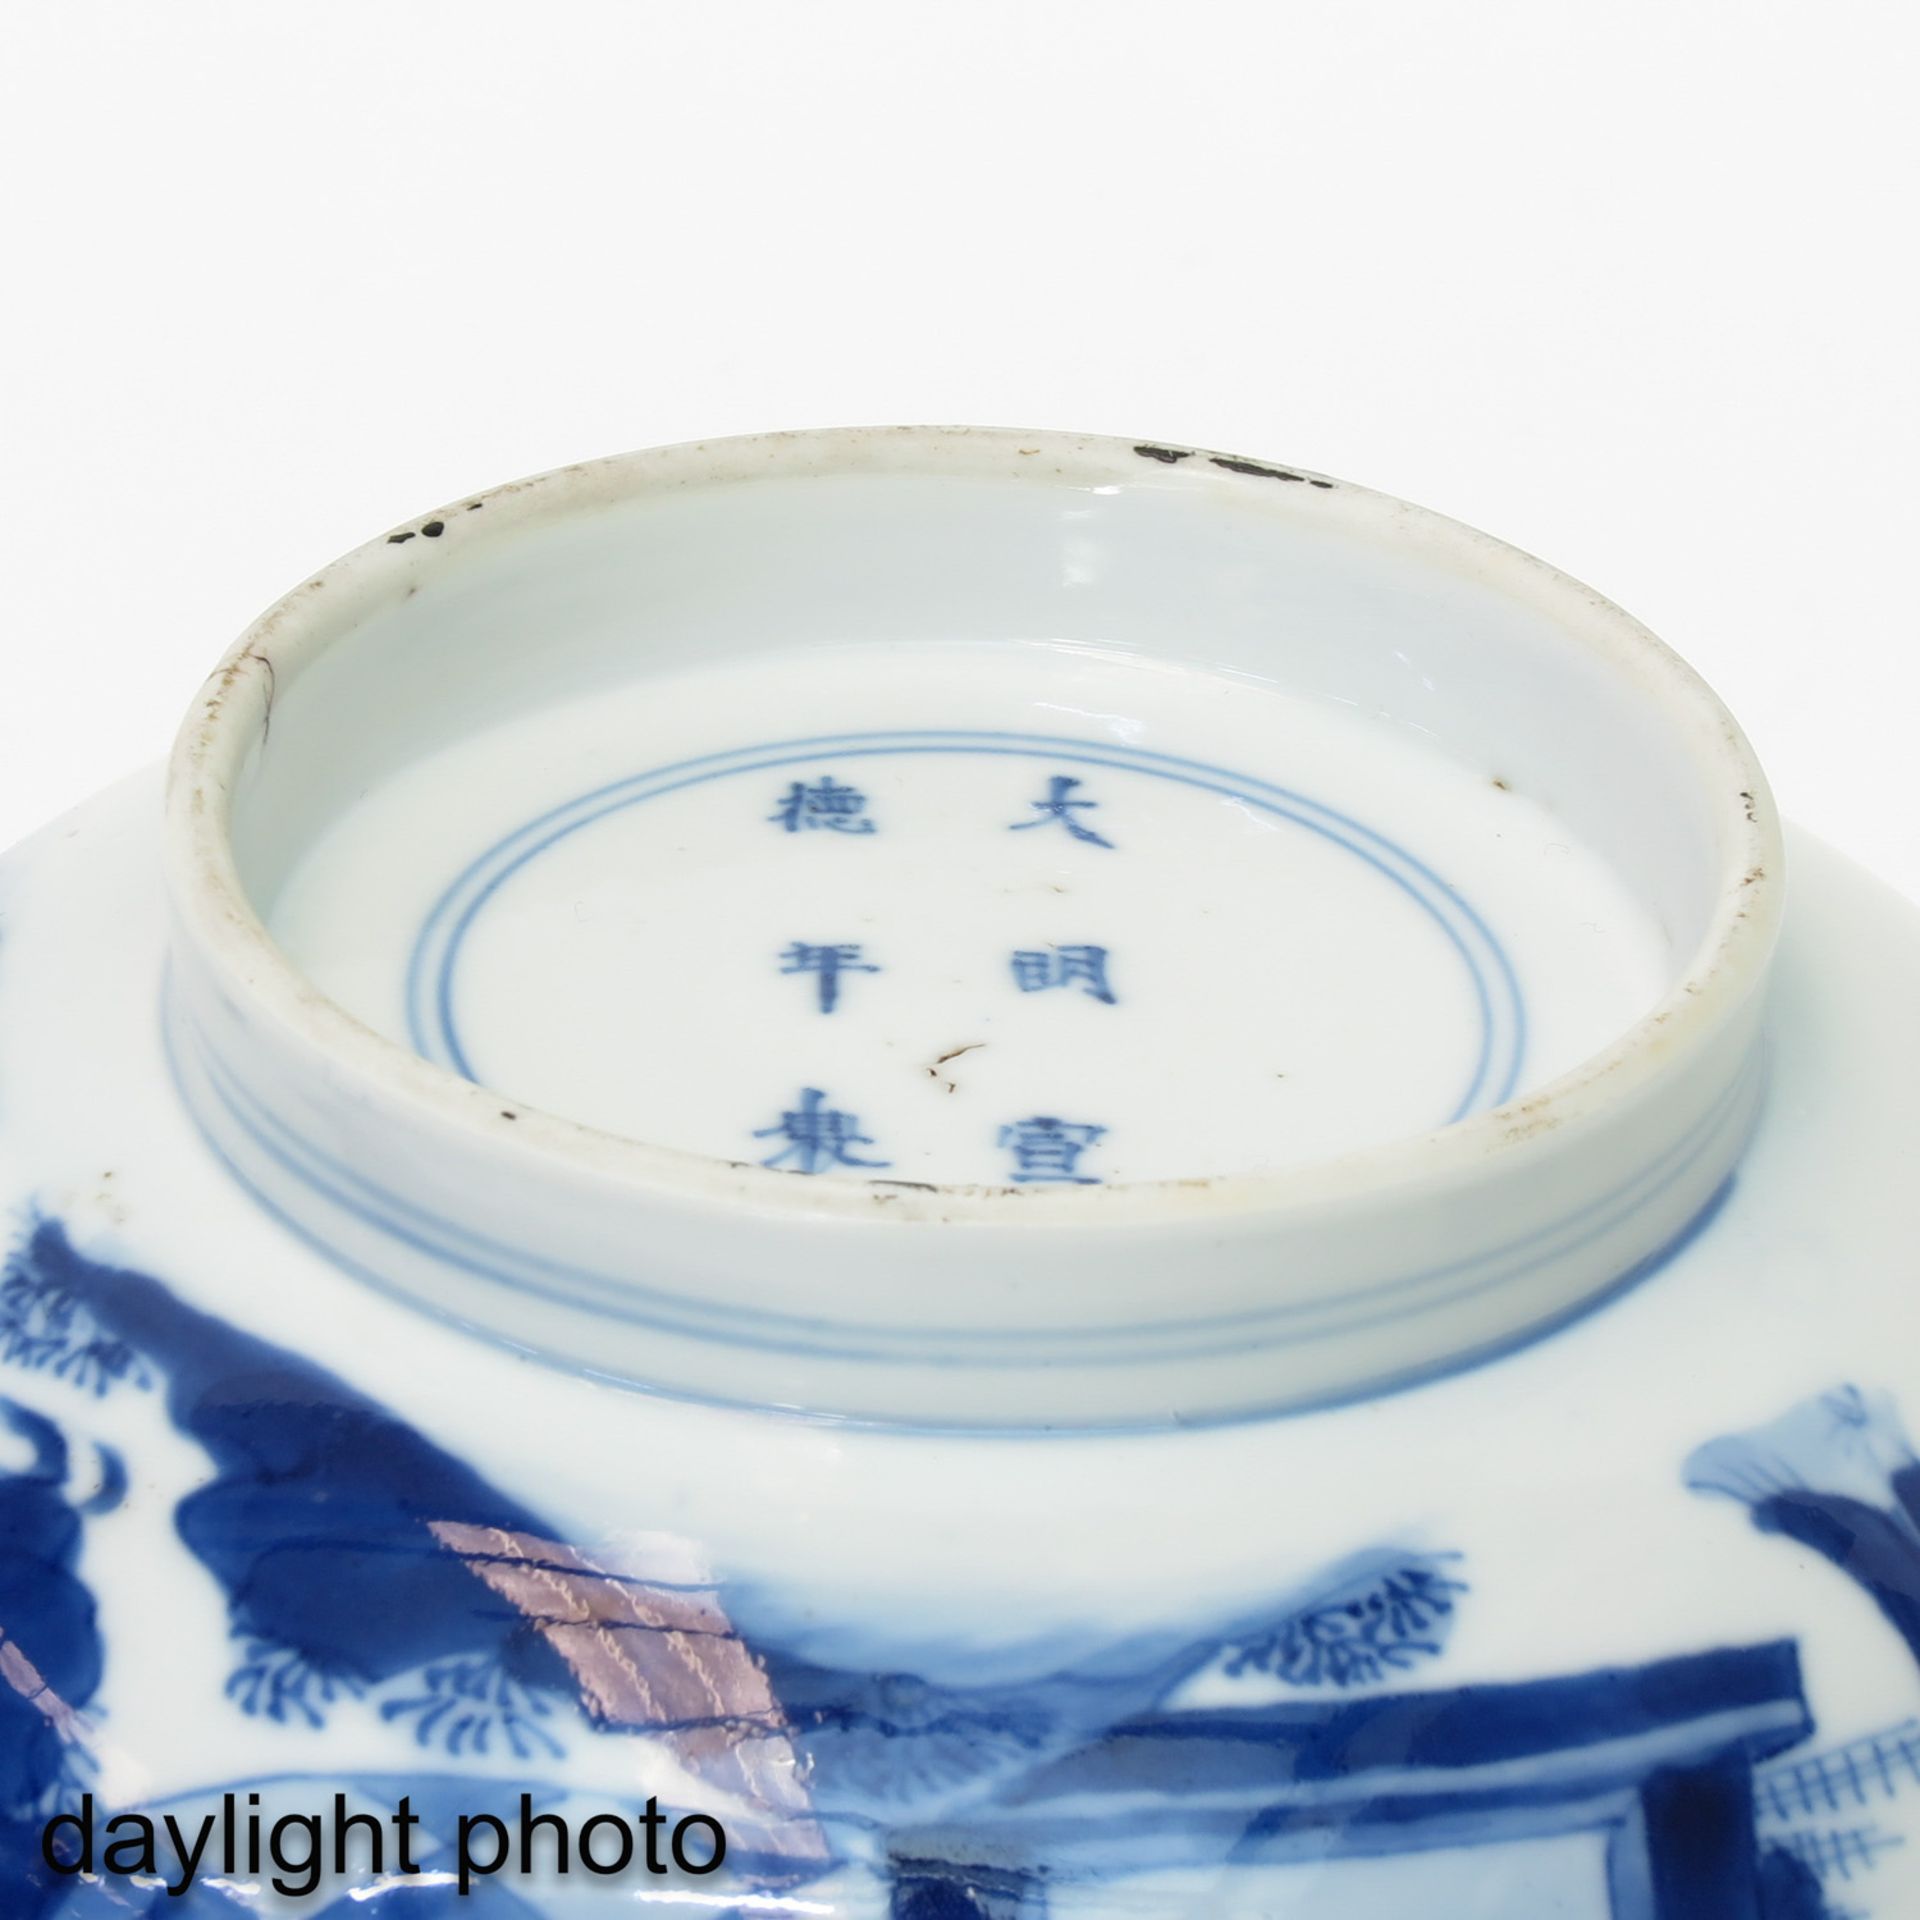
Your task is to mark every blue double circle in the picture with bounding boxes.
[404,728,1526,1124]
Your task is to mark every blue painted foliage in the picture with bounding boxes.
[1221,1557,1466,1688]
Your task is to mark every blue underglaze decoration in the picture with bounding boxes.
[0,1400,103,1915]
[779,940,880,1013]
[377,1658,566,1762]
[74,1443,125,1518]
[1688,1386,1920,1918]
[1761,1718,1920,1815]
[0,1217,1852,1916]
[226,1637,366,1727]
[768,775,876,835]
[1010,944,1116,1004]
[0,1241,148,1396]
[1755,1849,1841,1920]
[997,1115,1106,1184]
[1689,1386,1920,1673]
[1009,773,1115,848]
[403,730,1527,1124]
[1219,1556,1466,1688]
[5,1219,579,1734]
[817,1644,1816,1916]
[174,1017,1754,1408]
[756,1086,891,1174]
[1767,1823,1903,1900]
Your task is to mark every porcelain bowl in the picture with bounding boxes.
[1,427,1915,1920]
[168,427,1778,1427]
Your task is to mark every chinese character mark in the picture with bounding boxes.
[1009,774,1114,849]
[1009,944,1116,1005]
[779,941,881,1014]
[769,777,876,835]
[997,1115,1106,1184]
[755,1088,890,1174]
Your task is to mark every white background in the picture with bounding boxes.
[1,4,1915,895]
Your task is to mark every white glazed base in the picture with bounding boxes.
[162,433,1778,1430]
[266,642,1663,1183]
[1,771,1917,1914]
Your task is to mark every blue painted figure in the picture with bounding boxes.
[756,1088,890,1174]
[1689,1386,1920,1677]
[1009,775,1113,849]
[769,777,875,834]
[1010,944,1116,1004]
[998,1116,1106,1184]
[779,942,880,1013]
[1686,1383,1920,1918]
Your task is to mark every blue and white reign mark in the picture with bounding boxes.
[768,776,876,835]
[1009,773,1115,848]
[754,1088,891,1175]
[999,1115,1107,1185]
[402,731,1527,1125]
[1011,943,1116,1004]
[778,941,880,1014]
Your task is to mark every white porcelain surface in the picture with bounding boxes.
[164,429,1778,1426]
[267,644,1666,1184]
